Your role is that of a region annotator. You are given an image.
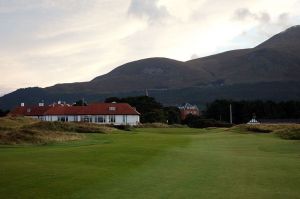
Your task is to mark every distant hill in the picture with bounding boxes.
[1,26,300,110]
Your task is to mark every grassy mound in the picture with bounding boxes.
[275,128,300,140]
[0,117,115,145]
[25,121,114,134]
[0,129,82,145]
[0,117,38,129]
[232,124,300,140]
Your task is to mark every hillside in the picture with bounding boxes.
[1,26,300,109]
[46,58,214,94]
[186,26,300,84]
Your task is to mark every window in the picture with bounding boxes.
[123,115,127,124]
[81,116,92,123]
[58,116,68,122]
[97,116,106,123]
[74,116,78,122]
[109,115,115,123]
[109,107,116,111]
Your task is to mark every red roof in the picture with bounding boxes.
[10,103,140,116]
[9,106,51,116]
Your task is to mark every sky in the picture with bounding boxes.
[0,0,300,96]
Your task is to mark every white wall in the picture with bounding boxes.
[42,115,140,126]
[127,115,140,125]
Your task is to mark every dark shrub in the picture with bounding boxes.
[114,125,133,131]
[246,126,272,133]
[184,117,233,128]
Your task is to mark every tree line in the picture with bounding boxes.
[0,109,9,117]
[106,97,300,125]
[205,100,300,124]
[105,96,181,124]
[2,97,300,125]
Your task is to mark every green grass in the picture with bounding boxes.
[0,127,300,199]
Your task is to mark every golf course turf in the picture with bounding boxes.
[0,128,299,199]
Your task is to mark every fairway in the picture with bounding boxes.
[0,128,299,199]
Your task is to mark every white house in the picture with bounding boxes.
[10,102,140,126]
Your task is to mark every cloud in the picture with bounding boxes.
[233,8,270,24]
[229,7,298,50]
[128,0,170,23]
[0,0,299,96]
[191,54,200,60]
[0,0,94,13]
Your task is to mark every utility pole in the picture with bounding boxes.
[145,89,149,97]
[229,104,233,124]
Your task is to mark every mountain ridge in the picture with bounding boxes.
[1,26,300,109]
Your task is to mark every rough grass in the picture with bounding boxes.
[25,121,115,134]
[232,124,300,140]
[0,129,82,145]
[0,116,38,129]
[0,128,299,199]
[275,128,300,140]
[0,117,115,145]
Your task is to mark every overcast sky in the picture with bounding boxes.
[0,0,299,96]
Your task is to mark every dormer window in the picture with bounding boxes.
[109,107,116,111]
[27,108,31,113]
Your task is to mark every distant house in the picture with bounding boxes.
[178,103,200,120]
[247,114,260,125]
[247,118,260,125]
[10,102,140,126]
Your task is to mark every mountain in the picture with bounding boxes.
[186,26,300,84]
[46,58,214,94]
[1,26,300,110]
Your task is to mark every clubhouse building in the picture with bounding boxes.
[10,102,140,126]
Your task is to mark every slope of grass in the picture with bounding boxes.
[25,121,115,134]
[232,124,300,140]
[0,117,38,129]
[0,128,299,199]
[0,117,115,145]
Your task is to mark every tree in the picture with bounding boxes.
[104,96,168,123]
[142,110,166,123]
[105,97,121,103]
[164,106,181,124]
[0,109,9,117]
[205,99,300,124]
[205,99,232,122]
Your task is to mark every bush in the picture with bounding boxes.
[245,126,272,133]
[113,125,133,131]
[137,123,170,128]
[184,117,232,128]
[169,124,188,128]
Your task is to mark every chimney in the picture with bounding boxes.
[58,100,61,105]
[20,103,25,107]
